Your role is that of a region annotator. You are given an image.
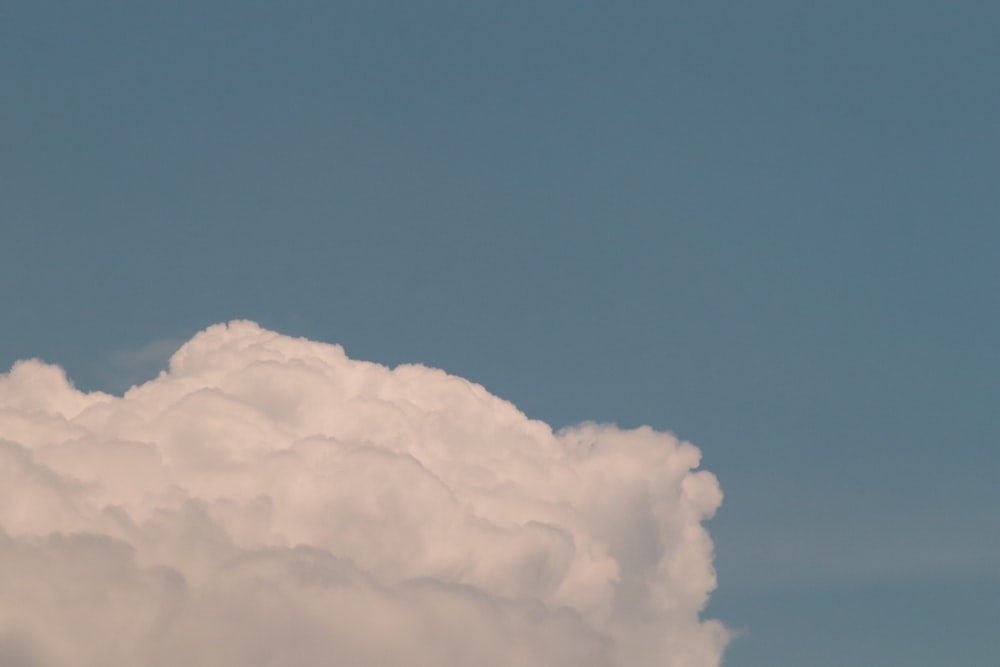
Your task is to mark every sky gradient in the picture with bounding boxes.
[2,3,999,665]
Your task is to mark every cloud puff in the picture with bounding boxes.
[0,321,728,666]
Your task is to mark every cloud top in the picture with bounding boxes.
[0,321,728,666]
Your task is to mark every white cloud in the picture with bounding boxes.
[0,320,728,666]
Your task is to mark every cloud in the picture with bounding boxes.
[105,337,185,394]
[0,321,728,666]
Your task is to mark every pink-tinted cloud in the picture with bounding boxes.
[0,321,728,666]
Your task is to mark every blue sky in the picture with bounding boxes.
[2,3,998,664]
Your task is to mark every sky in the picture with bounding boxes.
[2,2,999,665]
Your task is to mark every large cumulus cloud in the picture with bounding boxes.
[0,321,728,666]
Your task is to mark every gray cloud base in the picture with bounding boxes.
[0,321,728,666]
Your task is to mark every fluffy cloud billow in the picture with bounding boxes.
[0,321,728,666]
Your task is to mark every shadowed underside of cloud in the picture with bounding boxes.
[0,321,728,667]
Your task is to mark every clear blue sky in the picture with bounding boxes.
[2,3,998,664]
